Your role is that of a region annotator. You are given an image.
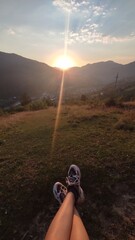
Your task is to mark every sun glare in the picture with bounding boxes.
[54,55,75,70]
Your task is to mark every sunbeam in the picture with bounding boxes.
[51,8,71,154]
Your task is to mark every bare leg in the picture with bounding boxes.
[45,164,90,240]
[70,208,90,240]
[45,192,75,240]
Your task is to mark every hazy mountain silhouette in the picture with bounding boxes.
[67,61,135,88]
[0,52,61,99]
[0,51,135,99]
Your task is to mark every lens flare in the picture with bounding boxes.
[51,9,71,154]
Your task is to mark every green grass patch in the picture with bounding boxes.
[0,106,135,240]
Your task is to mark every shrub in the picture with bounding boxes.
[105,98,124,108]
[14,106,25,112]
[28,99,47,111]
[105,98,117,107]
[0,108,4,116]
[45,97,54,106]
[21,93,31,106]
[115,114,135,131]
[81,94,87,102]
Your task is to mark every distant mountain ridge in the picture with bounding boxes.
[67,60,135,88]
[0,51,135,99]
[0,51,61,99]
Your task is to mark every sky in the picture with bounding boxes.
[0,0,135,67]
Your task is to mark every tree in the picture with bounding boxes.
[81,94,87,101]
[21,93,31,106]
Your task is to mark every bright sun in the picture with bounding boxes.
[54,55,75,70]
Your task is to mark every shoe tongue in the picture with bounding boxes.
[57,185,61,192]
[70,168,76,177]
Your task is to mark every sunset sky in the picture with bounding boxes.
[0,0,135,67]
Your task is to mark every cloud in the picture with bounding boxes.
[67,27,135,45]
[53,0,90,13]
[92,6,105,16]
[53,1,135,45]
[7,28,16,35]
[52,0,119,44]
[53,0,112,18]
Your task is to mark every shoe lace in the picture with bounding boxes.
[66,175,80,186]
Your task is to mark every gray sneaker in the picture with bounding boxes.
[53,182,67,204]
[66,164,85,204]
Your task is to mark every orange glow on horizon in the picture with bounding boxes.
[53,55,76,70]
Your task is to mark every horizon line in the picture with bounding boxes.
[0,50,135,68]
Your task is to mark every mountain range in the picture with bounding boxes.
[0,51,135,100]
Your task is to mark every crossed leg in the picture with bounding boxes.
[70,208,89,240]
[45,192,90,240]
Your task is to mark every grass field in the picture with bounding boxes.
[0,105,135,240]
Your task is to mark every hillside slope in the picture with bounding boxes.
[0,106,135,240]
[102,77,135,101]
[67,61,135,90]
[0,52,61,99]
